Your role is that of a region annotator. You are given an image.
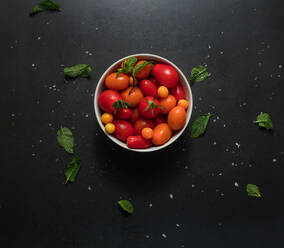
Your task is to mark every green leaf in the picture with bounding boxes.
[65,157,82,184]
[254,113,273,130]
[132,61,153,77]
[190,65,209,82]
[29,0,60,15]
[246,184,261,198]
[123,57,138,73]
[117,200,134,214]
[57,127,74,154]
[190,114,211,138]
[64,64,92,78]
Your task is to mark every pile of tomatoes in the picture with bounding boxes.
[98,58,189,149]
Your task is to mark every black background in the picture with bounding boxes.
[1,0,284,247]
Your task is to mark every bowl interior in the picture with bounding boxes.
[94,54,193,152]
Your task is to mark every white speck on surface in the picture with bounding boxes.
[95,27,99,30]
[218,173,223,176]
[39,139,42,143]
[48,123,52,127]
[213,141,217,145]
[220,193,225,196]
[277,74,281,78]
[57,100,61,104]
[145,235,150,239]
[85,51,89,54]
[176,223,180,227]
[218,222,222,227]
[85,114,89,118]
[198,97,202,101]
[272,158,277,163]
[234,182,239,187]
[220,31,224,35]
[218,88,222,92]
[279,65,282,68]
[235,142,240,148]
[223,124,226,127]
[220,51,224,55]
[11,113,15,117]
[89,52,92,56]
[32,63,35,67]
[162,233,167,239]
[169,193,174,199]
[245,47,249,51]
[254,76,258,81]
[37,37,41,40]
[88,186,92,191]
[258,62,262,67]
[191,184,195,188]
[249,163,253,167]
[32,153,35,157]
[149,203,153,208]
[208,44,211,49]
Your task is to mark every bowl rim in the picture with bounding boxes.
[94,53,193,152]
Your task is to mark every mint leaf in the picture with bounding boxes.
[190,65,208,82]
[57,127,74,154]
[64,64,92,78]
[254,113,273,130]
[30,0,60,15]
[117,200,134,214]
[246,184,261,198]
[190,114,211,138]
[65,157,82,184]
[132,61,153,77]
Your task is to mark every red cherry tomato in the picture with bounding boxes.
[139,79,158,97]
[134,118,155,135]
[155,114,166,125]
[171,83,185,101]
[127,135,151,149]
[116,108,132,120]
[99,90,122,114]
[152,64,179,88]
[149,77,159,87]
[129,108,140,124]
[138,96,161,119]
[113,120,133,141]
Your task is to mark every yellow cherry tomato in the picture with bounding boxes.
[157,86,169,98]
[105,123,115,134]
[178,99,189,109]
[101,113,113,124]
[141,127,153,139]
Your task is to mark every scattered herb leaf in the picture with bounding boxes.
[116,57,138,77]
[190,65,208,82]
[117,200,134,214]
[65,157,82,184]
[64,64,92,78]
[246,184,261,198]
[254,113,273,130]
[29,0,60,15]
[190,114,211,138]
[57,127,74,154]
[132,61,153,77]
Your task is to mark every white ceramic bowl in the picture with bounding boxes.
[94,53,193,152]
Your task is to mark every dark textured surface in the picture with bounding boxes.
[1,0,284,247]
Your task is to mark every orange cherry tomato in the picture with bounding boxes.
[121,87,144,107]
[152,123,172,146]
[134,60,152,79]
[129,76,138,86]
[178,99,189,109]
[167,106,186,130]
[159,94,177,114]
[105,73,129,91]
[141,127,153,139]
[157,86,169,98]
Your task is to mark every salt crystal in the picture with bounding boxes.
[218,88,222,92]
[235,142,240,148]
[234,182,239,187]
[149,203,153,208]
[191,184,195,188]
[208,44,211,49]
[11,113,15,117]
[169,193,174,199]
[88,186,92,191]
[272,158,277,163]
[145,235,150,239]
[32,64,35,67]
[258,62,262,67]
[220,51,224,54]
[85,114,89,118]
[213,141,217,145]
[162,233,167,238]
[37,37,41,40]
[85,51,89,54]
[176,224,180,227]
[279,65,282,69]
[32,153,35,157]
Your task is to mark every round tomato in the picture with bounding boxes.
[134,118,155,135]
[152,64,179,88]
[140,79,157,97]
[116,108,132,120]
[152,123,172,146]
[154,114,166,125]
[127,135,151,149]
[129,108,140,124]
[167,106,186,130]
[134,60,152,79]
[113,120,133,141]
[171,83,185,101]
[105,73,129,91]
[159,94,177,114]
[138,96,161,119]
[121,87,144,107]
[99,90,122,114]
